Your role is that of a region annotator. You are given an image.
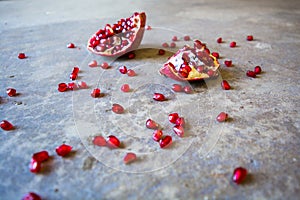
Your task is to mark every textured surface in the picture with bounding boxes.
[0,0,300,199]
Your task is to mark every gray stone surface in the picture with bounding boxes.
[0,0,300,199]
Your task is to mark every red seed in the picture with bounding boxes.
[172,84,183,92]
[207,69,215,77]
[159,135,172,148]
[254,66,262,74]
[88,60,98,67]
[121,84,130,92]
[29,160,41,173]
[127,69,136,77]
[0,120,14,131]
[67,82,78,90]
[123,152,137,164]
[197,66,204,73]
[22,192,42,200]
[172,36,178,41]
[221,80,231,90]
[169,113,179,124]
[146,25,152,30]
[69,73,78,81]
[232,167,248,184]
[173,125,184,137]
[230,41,236,48]
[119,66,128,74]
[146,119,159,130]
[204,48,210,54]
[183,35,190,41]
[183,85,193,94]
[175,117,185,127]
[217,37,222,43]
[128,52,136,59]
[72,66,80,74]
[152,130,163,142]
[158,49,165,55]
[18,53,26,59]
[6,88,17,97]
[78,81,88,89]
[224,60,232,67]
[106,135,121,148]
[91,88,101,98]
[93,135,106,146]
[216,112,228,122]
[112,103,124,114]
[162,42,169,48]
[170,42,176,48]
[100,62,109,69]
[67,43,76,48]
[246,70,256,78]
[56,144,72,157]
[153,93,166,101]
[58,83,68,92]
[32,151,49,163]
[247,35,254,41]
[212,52,219,59]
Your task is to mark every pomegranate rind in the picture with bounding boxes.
[87,12,146,57]
[159,40,220,81]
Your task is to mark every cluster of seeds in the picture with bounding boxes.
[161,35,191,48]
[58,66,88,92]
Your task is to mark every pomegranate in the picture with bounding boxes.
[87,12,146,57]
[160,40,220,81]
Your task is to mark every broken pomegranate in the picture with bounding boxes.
[87,12,146,57]
[152,130,163,142]
[160,40,220,81]
[232,167,248,184]
[146,119,159,130]
[56,144,72,157]
[0,120,14,131]
[106,135,121,148]
[153,93,166,101]
[123,152,137,164]
[159,135,172,148]
[22,192,42,200]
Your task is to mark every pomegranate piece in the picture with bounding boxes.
[247,35,254,41]
[160,40,220,81]
[32,151,49,163]
[158,49,165,55]
[100,62,110,69]
[6,88,17,97]
[22,192,42,200]
[18,53,26,59]
[56,144,72,157]
[67,43,76,48]
[230,41,236,48]
[211,52,219,59]
[106,135,121,148]
[58,83,68,92]
[123,152,137,164]
[121,84,130,92]
[153,93,166,101]
[224,60,232,67]
[183,85,193,94]
[93,135,106,146]
[159,135,172,148]
[0,120,14,131]
[169,113,179,124]
[254,66,262,74]
[87,12,146,57]
[246,70,256,78]
[128,52,136,59]
[217,37,222,43]
[172,36,178,41]
[127,69,136,77]
[119,66,128,74]
[221,80,231,90]
[162,42,169,48]
[88,60,98,67]
[216,112,228,122]
[183,35,190,41]
[29,160,41,173]
[78,81,88,89]
[146,119,159,130]
[152,130,163,142]
[173,125,184,137]
[172,84,183,92]
[91,88,101,98]
[112,103,124,114]
[170,42,176,48]
[232,167,248,184]
[175,117,185,127]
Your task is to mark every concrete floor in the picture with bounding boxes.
[0,0,300,199]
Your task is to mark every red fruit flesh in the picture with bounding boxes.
[123,152,137,164]
[221,80,231,90]
[18,53,26,59]
[22,192,42,200]
[29,160,41,173]
[246,70,256,78]
[93,135,106,146]
[91,88,101,98]
[153,130,163,142]
[112,103,124,114]
[146,119,159,130]
[153,93,166,101]
[58,83,68,92]
[0,120,14,131]
[224,60,232,67]
[32,151,49,163]
[119,66,128,74]
[159,135,172,148]
[254,66,262,74]
[216,112,228,122]
[169,113,179,124]
[87,12,146,57]
[6,88,17,97]
[106,135,121,148]
[160,40,220,81]
[56,144,72,157]
[232,167,248,184]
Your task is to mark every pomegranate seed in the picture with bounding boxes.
[159,135,172,148]
[91,88,101,98]
[119,66,128,74]
[56,144,72,157]
[169,113,179,124]
[146,119,159,130]
[0,120,14,131]
[173,125,184,137]
[67,82,78,90]
[170,42,176,48]
[158,49,165,55]
[224,60,232,67]
[121,84,130,92]
[217,37,222,43]
[183,35,190,41]
[246,70,256,78]
[127,69,136,77]
[247,35,254,41]
[29,160,41,173]
[254,66,262,74]
[67,43,75,48]
[6,88,17,97]
[221,80,231,90]
[69,73,78,81]
[78,81,88,89]
[232,167,248,184]
[100,62,109,69]
[32,151,49,163]
[172,36,178,41]
[172,84,182,92]
[146,25,152,30]
[123,152,137,164]
[18,53,26,59]
[58,83,68,92]
[93,135,106,146]
[152,130,163,142]
[204,48,210,54]
[153,93,166,101]
[112,103,124,114]
[207,69,215,77]
[162,42,169,48]
[216,112,228,122]
[175,117,185,127]
[183,85,193,94]
[88,60,98,67]
[22,192,42,200]
[197,66,204,73]
[212,52,219,59]
[106,135,121,148]
[230,41,236,48]
[128,52,135,59]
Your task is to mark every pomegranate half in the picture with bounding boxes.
[87,12,146,57]
[160,40,220,81]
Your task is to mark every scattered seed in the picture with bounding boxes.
[6,88,17,97]
[127,69,136,77]
[119,66,128,74]
[162,42,169,48]
[232,167,248,184]
[230,41,236,48]
[123,152,137,164]
[58,83,68,92]
[221,80,231,90]
[121,84,130,92]
[91,88,101,98]
[88,60,98,67]
[224,60,232,67]
[183,35,190,41]
[172,36,178,41]
[56,144,72,157]
[170,42,176,48]
[217,37,222,43]
[67,43,76,48]
[153,93,166,101]
[254,66,262,74]
[0,120,14,131]
[216,112,228,122]
[246,70,256,78]
[146,119,159,130]
[247,35,254,41]
[18,53,26,59]
[158,49,165,55]
[112,103,124,114]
